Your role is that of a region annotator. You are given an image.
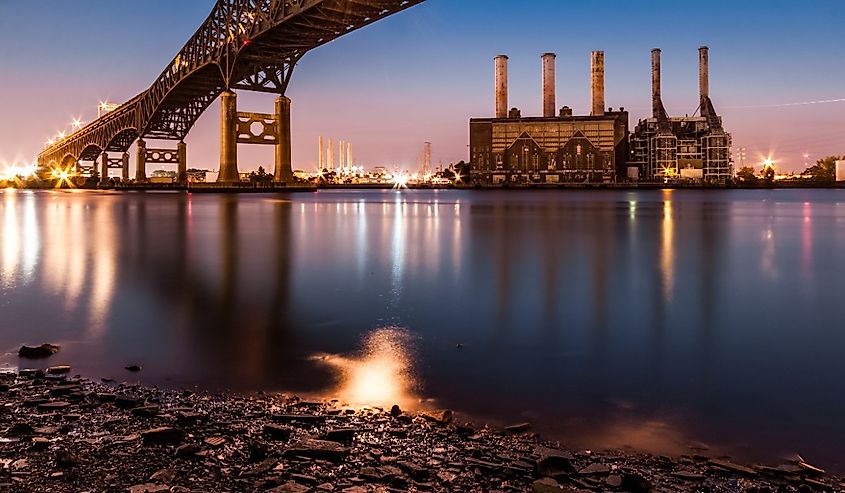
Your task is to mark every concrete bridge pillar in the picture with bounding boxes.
[274,96,293,184]
[121,153,129,181]
[177,141,187,185]
[218,90,239,183]
[136,139,147,182]
[100,152,109,184]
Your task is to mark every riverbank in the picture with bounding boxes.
[1,370,841,492]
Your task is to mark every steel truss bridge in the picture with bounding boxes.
[37,0,424,184]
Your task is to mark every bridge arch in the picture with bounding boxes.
[106,128,140,153]
[60,154,78,168]
[78,144,104,162]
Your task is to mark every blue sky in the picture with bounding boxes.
[1,0,844,172]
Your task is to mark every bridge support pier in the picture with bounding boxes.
[274,96,293,183]
[122,153,129,181]
[177,141,187,185]
[100,152,109,184]
[219,90,239,183]
[136,139,147,182]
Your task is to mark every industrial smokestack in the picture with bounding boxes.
[318,136,324,170]
[346,142,352,169]
[699,46,709,104]
[495,55,509,119]
[542,53,556,118]
[327,138,334,170]
[591,51,605,116]
[651,48,662,119]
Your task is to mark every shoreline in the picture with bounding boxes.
[2,370,841,492]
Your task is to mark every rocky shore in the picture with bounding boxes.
[1,368,842,492]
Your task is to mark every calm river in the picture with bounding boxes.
[2,188,844,470]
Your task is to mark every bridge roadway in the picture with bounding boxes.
[37,0,424,185]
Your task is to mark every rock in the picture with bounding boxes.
[5,422,34,437]
[420,410,453,425]
[263,424,292,441]
[708,458,758,476]
[30,437,50,451]
[532,478,570,492]
[621,472,653,493]
[606,474,623,487]
[672,470,705,481]
[128,483,169,493]
[125,364,143,372]
[18,344,60,359]
[798,460,825,475]
[271,414,326,425]
[46,365,71,375]
[390,404,402,417]
[149,468,176,483]
[267,482,310,493]
[115,394,142,409]
[505,422,532,433]
[579,463,610,475]
[284,438,350,462]
[396,461,429,480]
[38,401,72,411]
[204,436,226,448]
[175,443,201,458]
[55,450,80,468]
[536,447,575,477]
[132,406,160,418]
[323,428,359,444]
[141,427,186,446]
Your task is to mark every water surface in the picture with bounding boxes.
[2,188,845,470]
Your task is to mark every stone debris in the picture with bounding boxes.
[18,344,60,359]
[0,369,841,492]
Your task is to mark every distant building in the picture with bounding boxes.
[470,52,629,185]
[628,47,732,183]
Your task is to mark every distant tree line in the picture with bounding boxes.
[735,155,842,185]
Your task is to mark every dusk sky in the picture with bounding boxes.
[1,0,844,173]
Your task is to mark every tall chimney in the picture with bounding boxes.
[318,136,324,170]
[346,142,352,169]
[591,51,605,116]
[542,53,556,118]
[327,138,334,170]
[495,55,509,119]
[651,48,662,119]
[699,46,709,104]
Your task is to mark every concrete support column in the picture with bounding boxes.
[121,153,129,181]
[100,151,109,184]
[274,95,293,183]
[136,139,147,182]
[177,141,187,185]
[218,90,239,183]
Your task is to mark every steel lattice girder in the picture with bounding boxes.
[38,0,424,168]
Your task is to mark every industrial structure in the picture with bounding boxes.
[628,47,732,183]
[470,51,629,185]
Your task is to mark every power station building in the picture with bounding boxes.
[469,52,629,185]
[628,47,733,183]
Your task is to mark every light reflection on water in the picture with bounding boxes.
[313,327,419,410]
[1,189,845,472]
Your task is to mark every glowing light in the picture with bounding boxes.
[313,327,418,409]
[0,162,38,181]
[71,118,83,130]
[392,173,409,189]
